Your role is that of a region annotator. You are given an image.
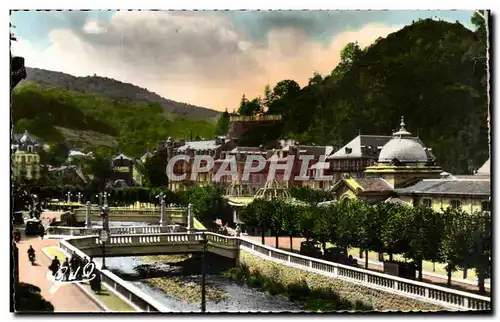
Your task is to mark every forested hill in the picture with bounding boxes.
[11,82,216,160]
[24,67,221,119]
[230,18,488,175]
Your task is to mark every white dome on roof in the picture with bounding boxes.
[378,117,428,164]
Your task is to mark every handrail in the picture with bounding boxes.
[63,232,490,311]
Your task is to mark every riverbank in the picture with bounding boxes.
[144,277,228,304]
[135,254,228,304]
[225,250,446,312]
[108,254,301,312]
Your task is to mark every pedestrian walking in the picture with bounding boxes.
[62,258,70,281]
[49,256,61,276]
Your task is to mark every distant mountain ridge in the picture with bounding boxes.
[24,67,221,119]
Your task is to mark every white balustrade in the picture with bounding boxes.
[237,237,490,311]
[62,231,490,311]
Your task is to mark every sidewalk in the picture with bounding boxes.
[16,212,102,312]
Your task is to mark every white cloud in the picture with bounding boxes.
[12,11,401,111]
[83,20,106,34]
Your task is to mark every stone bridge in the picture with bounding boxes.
[58,231,491,312]
[66,232,239,259]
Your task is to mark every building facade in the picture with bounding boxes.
[11,131,42,180]
[330,117,491,213]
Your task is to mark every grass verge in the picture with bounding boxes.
[43,247,136,312]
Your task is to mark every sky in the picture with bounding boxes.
[10,10,476,112]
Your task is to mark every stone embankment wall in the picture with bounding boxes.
[237,250,445,312]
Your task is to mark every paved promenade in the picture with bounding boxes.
[16,212,102,312]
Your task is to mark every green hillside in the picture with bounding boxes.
[11,82,216,158]
[228,18,488,174]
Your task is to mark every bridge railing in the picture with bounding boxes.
[73,207,187,216]
[60,239,170,312]
[48,225,187,236]
[237,238,491,311]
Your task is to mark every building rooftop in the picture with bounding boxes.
[356,177,393,192]
[230,147,264,154]
[113,153,132,161]
[327,135,391,159]
[395,178,491,196]
[327,117,435,162]
[378,117,430,164]
[176,140,221,152]
[476,158,490,175]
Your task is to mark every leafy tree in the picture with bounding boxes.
[215,109,230,135]
[89,153,111,190]
[405,206,446,281]
[335,200,364,252]
[297,205,316,242]
[143,151,168,187]
[311,205,332,253]
[440,208,471,286]
[289,186,331,204]
[358,203,388,269]
[468,210,491,294]
[381,204,412,260]
[331,42,364,80]
[182,185,228,228]
[261,84,273,112]
[238,95,262,116]
[280,201,301,251]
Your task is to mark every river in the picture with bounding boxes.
[92,256,302,313]
[89,221,302,312]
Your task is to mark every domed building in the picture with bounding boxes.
[363,116,443,189]
[330,117,491,213]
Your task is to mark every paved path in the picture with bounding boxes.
[16,212,102,312]
[244,235,490,295]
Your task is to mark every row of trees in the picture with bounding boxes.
[239,198,491,294]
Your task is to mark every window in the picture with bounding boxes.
[481,201,491,212]
[450,200,461,209]
[422,198,432,208]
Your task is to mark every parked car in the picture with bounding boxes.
[300,241,322,258]
[25,219,44,236]
[13,211,24,225]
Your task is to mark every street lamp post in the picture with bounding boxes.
[76,192,83,204]
[99,229,109,269]
[100,202,110,269]
[101,204,110,233]
[156,193,166,226]
[66,192,72,204]
[96,194,102,207]
[200,232,207,313]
